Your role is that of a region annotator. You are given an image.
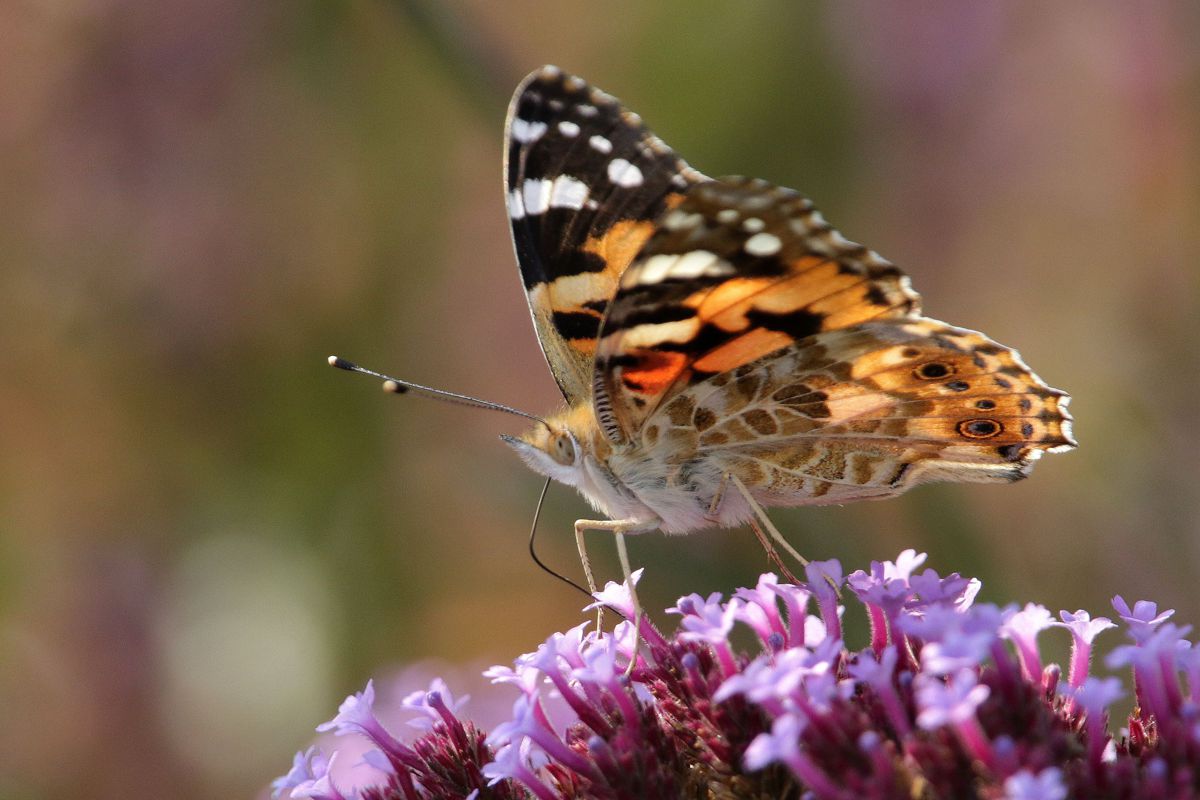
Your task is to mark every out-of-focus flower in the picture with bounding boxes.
[274,553,1200,799]
[1003,766,1067,800]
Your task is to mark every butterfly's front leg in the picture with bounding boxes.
[574,517,659,673]
[706,472,730,521]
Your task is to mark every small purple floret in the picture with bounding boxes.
[1003,766,1067,800]
[1112,595,1174,643]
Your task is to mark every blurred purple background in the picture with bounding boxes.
[2,2,1198,797]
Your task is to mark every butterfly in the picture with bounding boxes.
[332,65,1074,596]
[498,65,1074,571]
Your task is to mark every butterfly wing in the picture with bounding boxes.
[592,176,921,442]
[505,66,706,404]
[642,319,1075,511]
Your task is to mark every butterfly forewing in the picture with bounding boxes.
[504,66,706,404]
[592,177,922,442]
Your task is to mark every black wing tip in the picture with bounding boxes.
[510,65,622,116]
[512,65,567,104]
[526,64,564,83]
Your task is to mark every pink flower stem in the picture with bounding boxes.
[953,716,996,771]
[712,641,738,677]
[867,604,888,656]
[609,683,641,727]
[878,684,912,737]
[1085,710,1109,773]
[1158,651,1183,714]
[1067,636,1091,690]
[510,762,559,800]
[783,751,844,800]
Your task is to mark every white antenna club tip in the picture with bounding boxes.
[382,380,401,393]
[327,355,339,366]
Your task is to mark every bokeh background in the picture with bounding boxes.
[3,2,1199,797]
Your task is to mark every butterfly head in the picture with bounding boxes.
[500,404,607,488]
[501,423,585,486]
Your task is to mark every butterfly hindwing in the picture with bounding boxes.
[592,177,922,442]
[505,66,706,404]
[642,319,1075,508]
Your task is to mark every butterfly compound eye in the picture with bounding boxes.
[551,433,576,465]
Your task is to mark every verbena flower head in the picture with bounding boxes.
[274,553,1200,799]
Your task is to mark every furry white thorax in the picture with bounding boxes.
[502,425,757,535]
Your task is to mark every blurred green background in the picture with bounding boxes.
[3,2,1199,797]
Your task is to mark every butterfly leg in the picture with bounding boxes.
[573,521,603,631]
[747,517,802,585]
[574,517,658,675]
[613,531,642,678]
[729,474,810,576]
[706,472,729,520]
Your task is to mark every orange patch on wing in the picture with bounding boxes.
[691,278,775,322]
[814,287,897,329]
[758,262,862,313]
[693,328,793,373]
[583,219,658,280]
[690,258,862,333]
[620,350,688,395]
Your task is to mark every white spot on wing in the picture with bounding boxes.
[507,188,525,219]
[511,118,548,144]
[632,250,727,285]
[621,318,701,349]
[558,121,580,137]
[549,175,589,210]
[577,104,598,117]
[546,271,614,307]
[662,209,703,231]
[672,250,729,278]
[744,232,782,257]
[607,158,644,187]
[522,178,551,215]
[589,135,612,154]
[634,255,670,285]
[741,217,765,233]
[716,208,739,224]
[825,229,855,249]
[788,218,815,237]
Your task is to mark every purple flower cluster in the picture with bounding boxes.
[274,552,1200,799]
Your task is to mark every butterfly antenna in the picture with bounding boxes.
[527,476,594,600]
[328,356,549,427]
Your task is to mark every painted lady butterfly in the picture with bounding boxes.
[500,65,1073,551]
[334,66,1074,593]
